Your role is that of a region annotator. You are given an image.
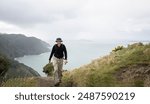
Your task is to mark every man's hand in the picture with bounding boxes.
[49,60,52,64]
[64,60,68,65]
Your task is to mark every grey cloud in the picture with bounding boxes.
[0,0,150,41]
[0,0,79,27]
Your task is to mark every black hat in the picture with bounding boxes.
[56,38,63,42]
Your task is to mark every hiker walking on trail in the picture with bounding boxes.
[49,38,68,86]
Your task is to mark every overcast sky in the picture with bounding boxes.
[0,0,150,41]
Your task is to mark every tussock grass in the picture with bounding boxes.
[2,77,37,87]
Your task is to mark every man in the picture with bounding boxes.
[49,38,68,86]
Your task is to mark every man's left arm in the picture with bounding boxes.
[63,45,68,64]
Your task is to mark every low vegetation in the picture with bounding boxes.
[2,77,38,87]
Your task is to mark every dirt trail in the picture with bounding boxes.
[35,77,55,87]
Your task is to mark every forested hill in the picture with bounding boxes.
[0,33,50,58]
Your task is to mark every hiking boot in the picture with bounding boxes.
[54,82,60,87]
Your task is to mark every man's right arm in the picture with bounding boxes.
[49,45,55,62]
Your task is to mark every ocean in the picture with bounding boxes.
[15,40,128,76]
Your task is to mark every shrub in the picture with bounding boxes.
[43,63,54,76]
[128,42,144,49]
[112,46,124,52]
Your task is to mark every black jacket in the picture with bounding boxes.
[49,44,67,61]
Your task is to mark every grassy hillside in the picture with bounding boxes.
[61,43,150,87]
[2,77,38,87]
[2,77,54,87]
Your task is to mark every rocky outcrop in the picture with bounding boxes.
[116,64,150,87]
